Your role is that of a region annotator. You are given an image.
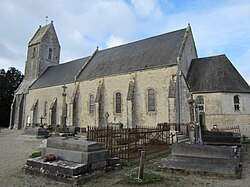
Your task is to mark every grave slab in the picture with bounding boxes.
[46,137,105,152]
[164,143,241,177]
[26,157,88,176]
[42,147,109,164]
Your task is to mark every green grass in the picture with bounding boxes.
[30,150,41,158]
[243,139,250,144]
[122,172,163,185]
[242,136,250,144]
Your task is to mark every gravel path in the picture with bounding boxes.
[0,128,69,187]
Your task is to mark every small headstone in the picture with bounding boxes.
[23,127,49,139]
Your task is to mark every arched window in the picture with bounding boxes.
[115,92,121,113]
[48,48,52,60]
[148,89,156,112]
[32,47,36,58]
[196,96,204,112]
[44,101,47,117]
[233,95,240,111]
[89,95,95,113]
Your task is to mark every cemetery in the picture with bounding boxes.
[15,119,244,186]
[0,125,250,186]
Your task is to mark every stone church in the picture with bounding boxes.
[10,22,250,136]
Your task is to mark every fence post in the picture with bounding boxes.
[106,125,109,149]
[127,128,130,162]
[138,150,146,181]
[110,126,113,157]
[87,126,90,140]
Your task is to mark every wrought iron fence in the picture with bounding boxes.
[217,125,240,133]
[87,123,175,162]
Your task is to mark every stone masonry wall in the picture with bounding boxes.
[193,92,250,137]
[134,66,178,127]
[25,66,178,129]
[176,25,197,125]
[77,66,178,128]
[25,83,75,127]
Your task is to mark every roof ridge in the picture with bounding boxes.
[74,47,99,82]
[51,56,90,67]
[28,23,52,46]
[193,54,226,61]
[176,24,190,64]
[98,27,186,53]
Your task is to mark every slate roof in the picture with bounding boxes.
[30,57,89,89]
[28,23,51,46]
[187,55,250,93]
[16,80,36,94]
[77,28,186,81]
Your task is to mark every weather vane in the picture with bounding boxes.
[45,16,48,24]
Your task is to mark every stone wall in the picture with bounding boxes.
[25,83,75,127]
[76,66,179,128]
[179,74,192,124]
[178,25,198,78]
[24,45,40,80]
[176,25,197,125]
[38,25,60,76]
[26,66,180,129]
[193,92,250,137]
[134,66,178,127]
[24,24,60,81]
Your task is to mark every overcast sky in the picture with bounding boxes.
[0,0,250,83]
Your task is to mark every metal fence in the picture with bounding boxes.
[87,123,175,162]
[217,125,241,133]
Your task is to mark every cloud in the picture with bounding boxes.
[131,0,162,17]
[164,1,250,53]
[0,0,250,84]
[158,0,250,84]
[52,0,138,61]
[106,35,125,48]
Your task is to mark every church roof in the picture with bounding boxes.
[28,23,52,46]
[30,27,187,89]
[30,57,89,89]
[187,55,250,93]
[77,28,186,81]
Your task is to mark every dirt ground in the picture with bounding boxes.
[1,128,250,187]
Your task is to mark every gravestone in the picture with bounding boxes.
[164,142,241,177]
[42,137,109,166]
[23,126,49,139]
[202,130,241,146]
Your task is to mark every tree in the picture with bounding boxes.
[0,67,23,127]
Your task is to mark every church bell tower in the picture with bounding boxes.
[24,21,60,80]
